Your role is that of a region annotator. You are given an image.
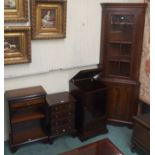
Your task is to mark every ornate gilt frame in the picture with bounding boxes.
[4,26,31,65]
[4,0,28,22]
[31,0,67,39]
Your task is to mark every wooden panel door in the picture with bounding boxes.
[105,82,139,124]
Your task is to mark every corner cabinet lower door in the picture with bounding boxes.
[104,80,139,125]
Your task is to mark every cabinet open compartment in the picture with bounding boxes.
[11,119,47,145]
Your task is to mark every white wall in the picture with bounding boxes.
[4,0,144,141]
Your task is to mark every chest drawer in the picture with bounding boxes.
[51,124,74,135]
[50,111,74,120]
[50,117,74,127]
[10,97,46,109]
[50,103,74,113]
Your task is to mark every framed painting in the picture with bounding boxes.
[4,26,31,65]
[31,0,67,39]
[4,0,28,22]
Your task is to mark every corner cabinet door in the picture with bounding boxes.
[106,82,139,123]
[101,4,146,81]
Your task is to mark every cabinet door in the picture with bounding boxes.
[106,82,139,122]
[105,12,136,79]
[100,4,146,81]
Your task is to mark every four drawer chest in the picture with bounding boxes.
[46,92,76,143]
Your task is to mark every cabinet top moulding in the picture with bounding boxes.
[101,3,147,8]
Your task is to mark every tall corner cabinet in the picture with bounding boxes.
[99,3,147,125]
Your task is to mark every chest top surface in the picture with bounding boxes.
[5,86,46,101]
[46,92,76,106]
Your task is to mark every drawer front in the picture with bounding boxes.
[51,103,74,113]
[10,97,46,109]
[51,125,73,135]
[133,123,150,148]
[50,111,74,120]
[50,117,74,127]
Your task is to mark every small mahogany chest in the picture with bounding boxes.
[46,92,76,142]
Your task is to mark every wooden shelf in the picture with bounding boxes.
[111,22,134,25]
[109,41,133,44]
[12,127,47,145]
[11,111,45,124]
[109,58,130,63]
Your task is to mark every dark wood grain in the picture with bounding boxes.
[59,138,124,155]
[69,69,108,141]
[99,3,146,125]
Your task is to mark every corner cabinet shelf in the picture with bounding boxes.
[99,3,147,125]
[5,86,48,153]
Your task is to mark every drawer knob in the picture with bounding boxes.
[121,16,125,20]
[60,100,65,103]
[62,129,66,132]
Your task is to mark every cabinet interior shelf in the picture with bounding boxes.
[109,58,131,63]
[109,41,133,44]
[11,111,45,124]
[111,22,134,25]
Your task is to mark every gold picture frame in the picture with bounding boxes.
[4,26,31,65]
[4,0,28,22]
[31,0,67,39]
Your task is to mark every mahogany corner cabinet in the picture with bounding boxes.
[99,3,147,125]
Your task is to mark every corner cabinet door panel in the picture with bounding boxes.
[106,82,139,122]
[100,3,146,81]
